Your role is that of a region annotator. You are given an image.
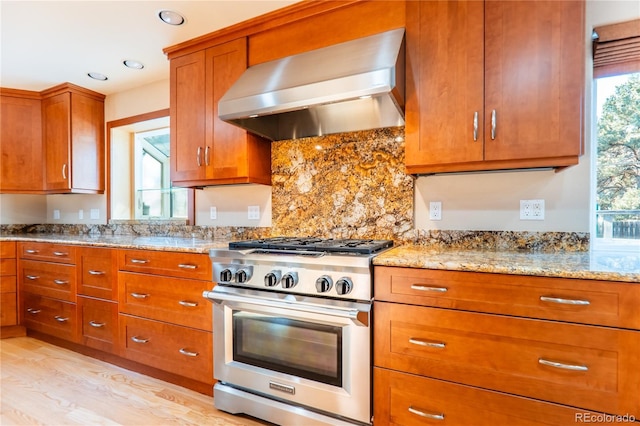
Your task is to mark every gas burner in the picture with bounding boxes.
[229,237,393,255]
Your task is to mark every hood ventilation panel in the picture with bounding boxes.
[218,28,405,141]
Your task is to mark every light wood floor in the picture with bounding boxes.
[0,337,269,425]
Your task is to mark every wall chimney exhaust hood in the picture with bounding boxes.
[218,28,405,141]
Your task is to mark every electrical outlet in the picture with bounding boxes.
[248,205,260,220]
[520,199,545,220]
[90,209,100,219]
[210,206,217,220]
[429,201,442,220]
[53,209,60,220]
[78,209,84,220]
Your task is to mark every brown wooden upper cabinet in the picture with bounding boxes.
[169,37,271,187]
[41,83,105,194]
[0,89,43,193]
[405,0,585,174]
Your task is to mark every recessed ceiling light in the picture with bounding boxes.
[87,72,108,81]
[158,10,185,26]
[123,60,144,70]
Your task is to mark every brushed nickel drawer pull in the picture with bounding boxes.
[473,111,479,141]
[179,348,199,357]
[131,336,149,344]
[178,263,197,270]
[54,316,69,323]
[25,249,39,254]
[538,358,588,372]
[89,321,105,328]
[62,163,67,180]
[88,270,105,275]
[408,406,444,421]
[411,284,448,293]
[179,300,198,307]
[53,279,68,285]
[131,292,150,299]
[130,259,149,264]
[409,338,446,349]
[26,275,40,280]
[540,296,590,306]
[196,146,202,167]
[53,251,68,256]
[490,109,497,140]
[26,308,41,314]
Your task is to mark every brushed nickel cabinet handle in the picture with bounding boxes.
[26,275,40,280]
[178,300,198,307]
[89,321,105,328]
[88,270,105,275]
[179,348,199,357]
[408,406,444,421]
[538,358,588,371]
[409,338,446,349]
[130,292,149,299]
[25,249,39,254]
[131,336,149,344]
[54,316,69,323]
[53,279,68,285]
[178,263,197,270]
[53,251,68,256]
[62,163,67,179]
[196,146,202,167]
[540,296,590,306]
[473,111,479,141]
[490,109,497,140]
[26,308,41,314]
[410,284,448,293]
[205,146,210,166]
[130,258,149,264]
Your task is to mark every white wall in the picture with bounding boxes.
[414,0,640,233]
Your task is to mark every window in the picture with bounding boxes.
[592,19,640,250]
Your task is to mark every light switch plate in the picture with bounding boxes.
[90,209,100,219]
[210,206,217,220]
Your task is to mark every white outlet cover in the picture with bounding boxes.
[429,201,442,220]
[210,206,217,220]
[520,199,544,220]
[248,205,260,220]
[78,209,84,220]
[53,209,60,220]
[90,209,100,219]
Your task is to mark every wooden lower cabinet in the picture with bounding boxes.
[21,292,78,342]
[119,314,213,383]
[374,368,602,426]
[78,296,118,354]
[1,241,19,331]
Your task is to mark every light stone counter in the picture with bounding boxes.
[373,245,640,283]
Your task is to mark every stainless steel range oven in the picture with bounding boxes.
[203,237,392,426]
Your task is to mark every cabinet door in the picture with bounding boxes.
[42,92,71,191]
[405,0,484,170]
[0,94,43,192]
[483,1,584,162]
[170,50,207,183]
[70,93,104,192]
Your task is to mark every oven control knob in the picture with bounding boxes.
[335,277,353,295]
[236,269,251,283]
[264,271,282,287]
[219,268,234,283]
[282,272,299,289]
[315,275,333,293]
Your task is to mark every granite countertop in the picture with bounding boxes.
[373,245,640,283]
[1,234,229,254]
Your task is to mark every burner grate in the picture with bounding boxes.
[229,237,393,254]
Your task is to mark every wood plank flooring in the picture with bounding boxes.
[0,337,269,425]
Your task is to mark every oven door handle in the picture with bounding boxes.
[203,290,370,326]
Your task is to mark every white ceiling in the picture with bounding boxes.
[0,1,300,96]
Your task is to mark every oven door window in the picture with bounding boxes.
[233,311,342,387]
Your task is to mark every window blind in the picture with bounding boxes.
[593,18,640,78]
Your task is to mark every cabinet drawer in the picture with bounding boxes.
[374,267,640,329]
[119,314,213,383]
[18,242,76,264]
[0,241,16,258]
[78,296,118,354]
[118,272,212,331]
[119,249,212,281]
[1,292,17,326]
[20,260,76,302]
[0,258,16,275]
[79,247,117,300]
[22,292,77,342]
[374,368,603,426]
[374,302,640,416]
